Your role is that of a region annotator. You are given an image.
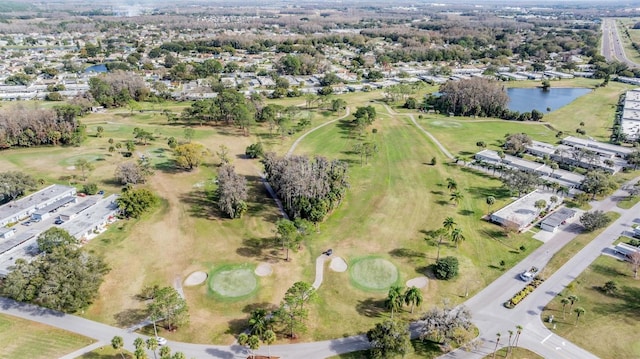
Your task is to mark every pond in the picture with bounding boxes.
[507,87,592,113]
[84,64,107,73]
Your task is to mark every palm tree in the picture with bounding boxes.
[450,190,464,206]
[263,329,277,358]
[550,195,558,208]
[534,199,547,214]
[133,337,145,351]
[248,308,271,338]
[111,336,125,359]
[159,346,171,359]
[574,307,586,326]
[385,286,404,319]
[403,286,423,314]
[514,325,523,347]
[561,297,570,318]
[486,196,496,215]
[451,227,466,248]
[492,333,501,359]
[146,337,159,359]
[432,228,448,261]
[443,217,456,234]
[446,177,458,192]
[506,330,514,357]
[568,295,578,312]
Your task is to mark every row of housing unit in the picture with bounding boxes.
[620,88,640,142]
[475,136,633,191]
[0,184,119,259]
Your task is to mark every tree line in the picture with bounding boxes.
[262,153,349,224]
[0,104,86,149]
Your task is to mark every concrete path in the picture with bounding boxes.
[312,254,330,289]
[379,102,454,160]
[287,107,351,156]
[58,342,105,359]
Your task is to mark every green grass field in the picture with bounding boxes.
[541,255,640,359]
[76,345,133,359]
[0,313,94,359]
[0,79,630,350]
[616,19,640,64]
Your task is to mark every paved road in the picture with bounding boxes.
[441,179,640,359]
[601,18,639,68]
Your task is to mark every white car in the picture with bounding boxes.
[155,336,167,346]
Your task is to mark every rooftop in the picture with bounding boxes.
[0,185,76,222]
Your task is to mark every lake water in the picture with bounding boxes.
[507,87,592,113]
[84,64,107,73]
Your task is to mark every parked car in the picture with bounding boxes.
[54,219,64,225]
[519,266,538,282]
[155,337,167,346]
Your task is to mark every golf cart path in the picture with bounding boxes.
[287,107,351,156]
[312,254,330,289]
[379,103,454,160]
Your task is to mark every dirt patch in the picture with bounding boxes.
[255,263,273,277]
[184,271,208,286]
[329,257,348,272]
[406,276,429,289]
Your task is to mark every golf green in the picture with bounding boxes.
[350,257,399,291]
[209,266,257,298]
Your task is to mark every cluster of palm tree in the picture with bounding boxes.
[428,217,467,262]
[240,308,278,358]
[492,325,523,359]
[111,335,187,359]
[446,177,464,206]
[385,285,424,318]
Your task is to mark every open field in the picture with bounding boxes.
[0,83,624,348]
[0,90,528,346]
[0,313,94,359]
[541,255,640,359]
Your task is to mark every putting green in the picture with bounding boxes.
[209,265,257,299]
[350,257,399,291]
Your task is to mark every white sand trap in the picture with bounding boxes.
[255,263,273,277]
[406,276,429,288]
[67,166,76,170]
[184,271,208,286]
[330,257,348,272]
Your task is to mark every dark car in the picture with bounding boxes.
[54,219,64,225]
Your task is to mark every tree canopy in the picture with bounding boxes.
[216,164,248,218]
[147,286,190,331]
[37,227,78,254]
[2,244,109,313]
[262,153,349,223]
[366,319,411,359]
[435,77,508,117]
[0,171,36,203]
[116,188,158,218]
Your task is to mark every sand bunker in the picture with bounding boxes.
[330,257,348,272]
[254,263,273,277]
[406,276,429,289]
[184,271,208,286]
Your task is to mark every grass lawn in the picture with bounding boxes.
[0,313,95,359]
[76,345,133,359]
[539,212,621,279]
[415,115,557,158]
[541,255,640,359]
[484,347,544,359]
[617,195,640,209]
[293,104,540,340]
[327,339,444,359]
[616,18,640,64]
